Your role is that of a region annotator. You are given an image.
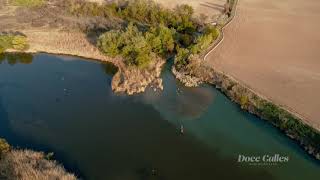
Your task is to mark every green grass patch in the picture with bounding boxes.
[11,0,45,7]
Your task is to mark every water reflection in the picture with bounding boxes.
[0,53,33,65]
[0,54,319,180]
[138,65,214,121]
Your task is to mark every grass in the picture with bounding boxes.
[0,138,77,180]
[11,0,45,7]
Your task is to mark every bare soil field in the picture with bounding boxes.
[204,0,320,129]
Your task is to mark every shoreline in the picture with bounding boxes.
[173,0,320,160]
[2,0,319,161]
[0,138,76,179]
[4,29,165,95]
[202,0,320,160]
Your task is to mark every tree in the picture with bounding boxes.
[97,30,122,57]
[174,46,190,70]
[146,25,175,56]
[97,23,152,68]
[0,46,5,54]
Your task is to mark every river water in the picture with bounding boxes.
[0,53,319,180]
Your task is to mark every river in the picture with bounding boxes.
[0,53,319,180]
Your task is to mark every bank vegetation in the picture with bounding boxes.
[0,138,77,180]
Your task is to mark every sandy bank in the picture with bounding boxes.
[204,0,320,131]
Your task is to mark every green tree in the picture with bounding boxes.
[97,30,122,57]
[174,46,190,70]
[146,25,175,56]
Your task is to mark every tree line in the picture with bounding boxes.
[65,0,219,68]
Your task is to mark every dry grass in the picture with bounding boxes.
[0,149,77,180]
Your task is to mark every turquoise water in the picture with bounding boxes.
[0,53,319,180]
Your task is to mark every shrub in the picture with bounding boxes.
[0,35,14,50]
[97,30,122,57]
[0,34,29,53]
[11,35,29,50]
[174,46,190,70]
[190,26,219,54]
[0,138,10,158]
[0,46,5,54]
[146,25,175,56]
[240,95,248,108]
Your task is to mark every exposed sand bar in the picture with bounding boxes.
[204,0,320,130]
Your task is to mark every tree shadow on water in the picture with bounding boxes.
[0,53,33,66]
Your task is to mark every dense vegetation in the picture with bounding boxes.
[258,100,320,150]
[237,88,320,151]
[0,34,29,53]
[67,0,219,68]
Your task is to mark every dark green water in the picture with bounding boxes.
[0,53,319,180]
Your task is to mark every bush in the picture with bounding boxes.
[190,26,219,54]
[240,95,248,108]
[0,35,14,50]
[0,138,10,158]
[97,30,122,57]
[0,46,5,54]
[11,35,29,50]
[0,34,29,53]
[145,25,175,56]
[174,46,190,70]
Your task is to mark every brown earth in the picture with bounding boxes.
[204,0,320,130]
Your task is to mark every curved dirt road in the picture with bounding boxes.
[204,0,320,129]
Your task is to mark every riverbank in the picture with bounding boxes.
[173,0,320,160]
[0,138,76,180]
[4,29,165,95]
[1,1,165,95]
[204,0,320,130]
[2,0,320,162]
